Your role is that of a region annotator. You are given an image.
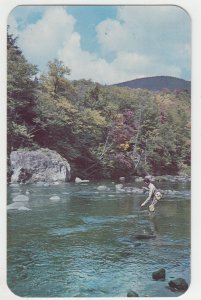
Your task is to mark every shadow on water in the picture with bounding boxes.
[7,181,190,297]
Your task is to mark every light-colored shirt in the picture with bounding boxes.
[143,182,156,205]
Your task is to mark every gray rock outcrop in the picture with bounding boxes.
[10,148,71,183]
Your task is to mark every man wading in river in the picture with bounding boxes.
[141,178,162,212]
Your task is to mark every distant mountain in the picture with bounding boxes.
[113,76,191,93]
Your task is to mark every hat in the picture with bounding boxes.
[144,177,150,184]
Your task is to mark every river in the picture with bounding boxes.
[7,180,190,297]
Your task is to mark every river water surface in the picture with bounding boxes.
[7,180,190,297]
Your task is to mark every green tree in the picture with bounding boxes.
[7,31,38,152]
[40,59,72,99]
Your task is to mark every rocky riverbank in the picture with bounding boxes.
[8,148,190,185]
[134,175,191,184]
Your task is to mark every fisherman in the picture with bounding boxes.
[141,177,162,212]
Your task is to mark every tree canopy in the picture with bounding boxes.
[7,32,191,179]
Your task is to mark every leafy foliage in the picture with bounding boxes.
[7,32,38,152]
[7,32,191,179]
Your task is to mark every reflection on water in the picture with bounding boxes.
[7,181,190,297]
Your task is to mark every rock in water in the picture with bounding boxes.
[115,184,125,192]
[12,194,29,202]
[10,148,71,183]
[168,278,188,291]
[49,196,60,201]
[97,185,109,191]
[18,206,31,211]
[7,202,28,210]
[152,268,166,280]
[75,177,90,183]
[127,290,139,297]
[134,234,156,240]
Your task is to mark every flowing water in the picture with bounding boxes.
[7,180,190,297]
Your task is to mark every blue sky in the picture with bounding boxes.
[8,5,191,84]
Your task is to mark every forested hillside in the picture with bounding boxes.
[113,76,191,93]
[7,32,191,180]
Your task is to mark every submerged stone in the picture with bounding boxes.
[7,202,28,210]
[127,289,139,297]
[18,206,31,211]
[134,234,156,240]
[97,185,110,191]
[152,268,166,280]
[115,184,125,192]
[134,242,142,247]
[49,196,60,201]
[12,194,29,202]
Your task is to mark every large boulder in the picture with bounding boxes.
[10,148,71,183]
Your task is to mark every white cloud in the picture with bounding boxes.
[58,32,117,83]
[8,6,190,84]
[59,41,181,84]
[96,6,190,78]
[58,29,151,84]
[136,6,190,60]
[96,19,131,54]
[9,7,76,68]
